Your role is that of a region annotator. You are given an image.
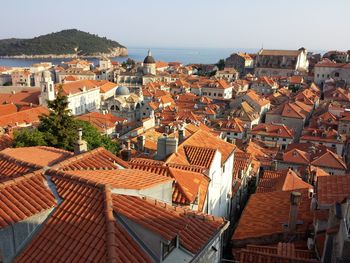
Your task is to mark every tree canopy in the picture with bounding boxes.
[0,29,125,56]
[14,86,120,154]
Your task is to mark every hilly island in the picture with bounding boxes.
[0,29,127,58]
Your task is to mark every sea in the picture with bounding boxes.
[0,47,259,67]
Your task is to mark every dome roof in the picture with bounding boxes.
[143,49,155,64]
[115,86,130,96]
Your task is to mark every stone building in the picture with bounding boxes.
[254,48,309,77]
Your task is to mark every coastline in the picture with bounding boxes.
[0,47,128,59]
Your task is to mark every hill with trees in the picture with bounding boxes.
[0,29,127,57]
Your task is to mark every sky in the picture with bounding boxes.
[1,0,349,51]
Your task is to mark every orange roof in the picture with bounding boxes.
[245,90,270,107]
[232,189,313,242]
[113,194,226,254]
[311,149,347,170]
[57,80,104,95]
[257,169,312,193]
[317,175,350,205]
[236,243,318,263]
[251,123,294,138]
[0,134,13,151]
[0,171,56,228]
[0,89,40,106]
[213,118,245,133]
[15,174,152,263]
[51,169,173,190]
[0,104,17,115]
[1,146,73,167]
[52,147,129,171]
[77,112,126,131]
[0,106,48,128]
[63,75,77,81]
[129,162,209,211]
[98,81,117,93]
[167,129,236,166]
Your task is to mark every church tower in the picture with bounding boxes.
[39,70,55,106]
[143,49,156,75]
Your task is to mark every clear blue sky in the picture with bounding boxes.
[1,0,349,51]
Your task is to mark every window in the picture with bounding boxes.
[218,93,223,97]
[283,138,286,141]
[162,237,177,260]
[335,72,340,77]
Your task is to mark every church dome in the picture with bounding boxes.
[143,49,155,64]
[115,86,130,96]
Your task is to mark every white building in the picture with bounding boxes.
[201,79,233,100]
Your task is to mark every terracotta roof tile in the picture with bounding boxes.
[112,195,226,254]
[0,172,56,228]
[257,169,312,193]
[232,189,313,241]
[14,175,152,263]
[51,169,173,190]
[0,106,48,128]
[1,146,73,167]
[167,129,236,166]
[317,175,350,206]
[52,147,128,170]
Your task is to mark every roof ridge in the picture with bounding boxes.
[0,151,41,169]
[47,169,106,189]
[0,170,43,188]
[167,168,193,203]
[103,185,119,262]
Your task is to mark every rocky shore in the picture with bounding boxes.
[0,47,128,59]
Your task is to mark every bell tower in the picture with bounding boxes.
[39,71,55,106]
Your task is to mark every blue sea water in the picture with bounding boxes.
[0,46,258,67]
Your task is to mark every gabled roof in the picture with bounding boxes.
[51,147,128,170]
[77,112,126,132]
[113,194,226,254]
[0,106,48,128]
[0,146,73,167]
[251,123,294,138]
[0,89,40,106]
[257,169,312,193]
[48,169,173,191]
[129,162,209,211]
[167,129,236,166]
[311,149,347,170]
[14,175,153,263]
[232,189,313,242]
[0,171,56,229]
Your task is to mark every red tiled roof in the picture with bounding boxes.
[0,134,13,151]
[0,104,17,115]
[0,89,40,106]
[236,243,318,263]
[50,147,128,171]
[257,169,312,193]
[51,168,173,190]
[0,152,39,182]
[251,123,294,138]
[1,146,73,167]
[129,162,209,211]
[167,129,236,166]
[311,149,347,170]
[232,189,313,242]
[112,194,226,254]
[15,175,152,263]
[0,106,48,128]
[0,171,56,228]
[77,112,126,132]
[317,175,350,206]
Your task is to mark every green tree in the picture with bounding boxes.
[75,119,120,154]
[38,86,77,151]
[216,59,225,70]
[14,85,120,154]
[13,128,47,147]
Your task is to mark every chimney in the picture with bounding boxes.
[74,128,88,154]
[178,126,185,142]
[137,135,145,152]
[156,134,178,160]
[288,191,302,233]
[120,140,132,161]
